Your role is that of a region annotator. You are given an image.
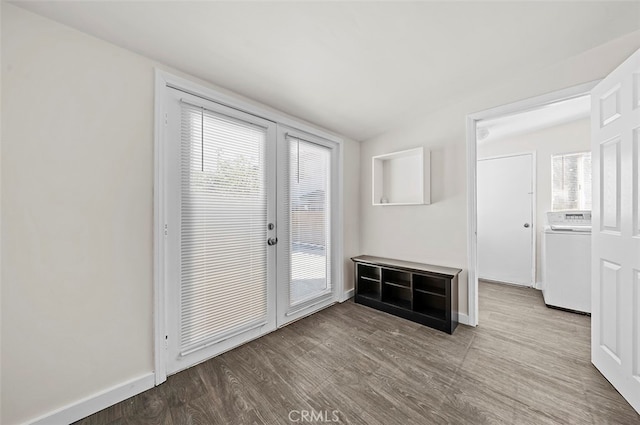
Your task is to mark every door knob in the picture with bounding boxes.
[524,223,530,228]
[267,237,278,246]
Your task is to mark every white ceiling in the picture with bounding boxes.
[477,95,591,143]
[12,1,640,141]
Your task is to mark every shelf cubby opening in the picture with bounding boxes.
[356,263,381,299]
[358,278,380,299]
[382,284,411,310]
[359,264,380,281]
[371,147,431,206]
[413,291,446,320]
[413,275,446,296]
[382,269,411,288]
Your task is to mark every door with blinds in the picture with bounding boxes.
[164,89,277,373]
[276,127,339,326]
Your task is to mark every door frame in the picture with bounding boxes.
[465,81,598,326]
[153,69,344,385]
[477,152,537,287]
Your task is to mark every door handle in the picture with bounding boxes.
[524,223,530,228]
[267,237,278,246]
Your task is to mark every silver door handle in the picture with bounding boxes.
[524,223,530,228]
[267,237,278,246]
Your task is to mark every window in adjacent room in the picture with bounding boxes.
[551,151,592,211]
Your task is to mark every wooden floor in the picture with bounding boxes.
[75,281,640,424]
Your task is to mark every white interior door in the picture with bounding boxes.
[276,127,339,326]
[591,48,640,413]
[164,89,277,374]
[477,153,534,286]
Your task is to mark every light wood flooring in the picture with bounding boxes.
[75,281,640,424]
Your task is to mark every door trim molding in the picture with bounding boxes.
[466,81,599,326]
[154,70,169,385]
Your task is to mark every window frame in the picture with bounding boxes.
[551,150,592,211]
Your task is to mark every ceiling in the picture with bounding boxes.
[477,95,591,143]
[12,1,640,141]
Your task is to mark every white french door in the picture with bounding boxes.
[161,87,340,375]
[591,48,640,413]
[164,88,277,374]
[276,127,340,326]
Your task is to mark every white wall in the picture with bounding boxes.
[477,118,591,285]
[0,4,359,424]
[2,5,154,424]
[342,139,361,295]
[360,30,640,318]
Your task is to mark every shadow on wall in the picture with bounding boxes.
[430,146,446,204]
[428,140,466,205]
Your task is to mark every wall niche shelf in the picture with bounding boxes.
[352,255,460,334]
[372,146,430,206]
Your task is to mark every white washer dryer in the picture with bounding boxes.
[542,211,591,314]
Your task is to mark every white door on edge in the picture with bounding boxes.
[591,48,640,414]
[477,153,534,286]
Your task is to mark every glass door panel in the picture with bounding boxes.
[289,138,332,305]
[277,128,338,326]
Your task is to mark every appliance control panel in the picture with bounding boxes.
[546,210,592,231]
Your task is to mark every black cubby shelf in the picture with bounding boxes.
[352,255,461,334]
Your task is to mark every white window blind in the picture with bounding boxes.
[180,101,268,354]
[552,151,592,211]
[287,137,332,306]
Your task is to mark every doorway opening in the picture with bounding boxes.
[466,82,598,326]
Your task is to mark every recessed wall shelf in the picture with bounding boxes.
[372,147,431,206]
[352,255,460,334]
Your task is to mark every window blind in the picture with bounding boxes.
[180,101,268,354]
[552,152,592,211]
[286,136,332,306]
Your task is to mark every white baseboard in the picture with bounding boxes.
[458,312,472,326]
[340,288,354,302]
[27,373,155,425]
